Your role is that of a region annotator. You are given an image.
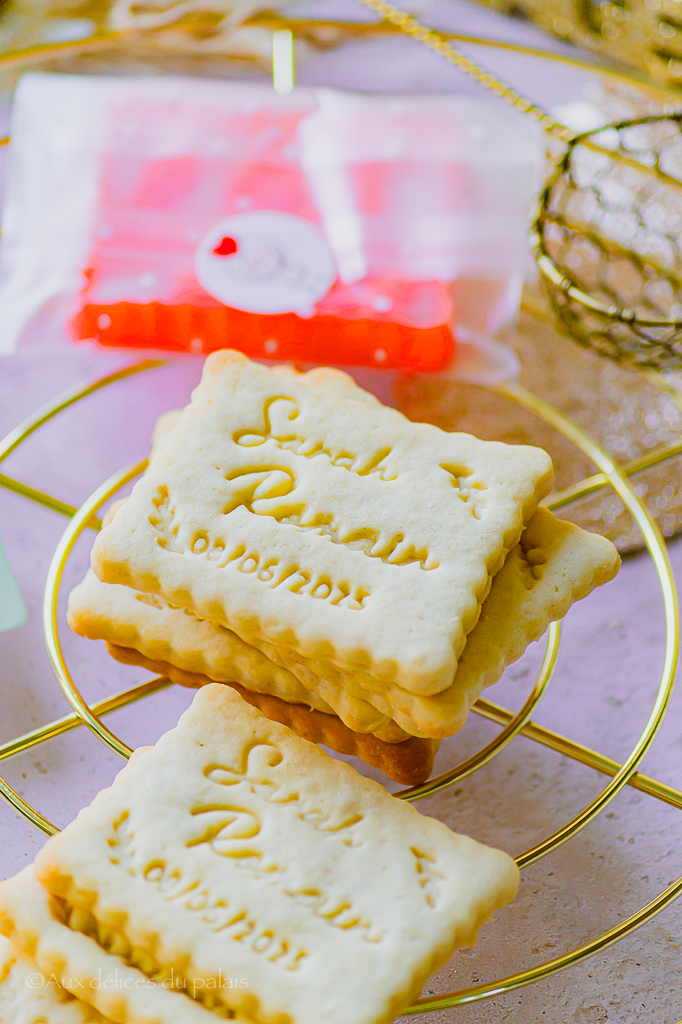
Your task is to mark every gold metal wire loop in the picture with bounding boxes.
[503,383,679,868]
[408,871,682,1013]
[0,359,679,1012]
[398,620,560,801]
[43,460,148,760]
[0,359,166,466]
[0,360,164,832]
[357,0,572,140]
[400,380,680,1011]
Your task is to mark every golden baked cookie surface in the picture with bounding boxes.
[92,350,553,695]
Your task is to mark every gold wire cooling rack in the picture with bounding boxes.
[2,15,682,1014]
[0,356,681,1014]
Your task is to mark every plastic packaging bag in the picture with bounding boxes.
[0,73,542,369]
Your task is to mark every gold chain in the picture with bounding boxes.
[357,0,572,141]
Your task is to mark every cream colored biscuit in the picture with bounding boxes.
[68,570,390,734]
[258,371,620,732]
[92,350,553,695]
[147,368,377,473]
[72,503,619,739]
[0,867,237,1024]
[369,506,621,736]
[104,643,437,785]
[34,686,519,1024]
[151,368,378,471]
[241,501,619,734]
[77,496,399,737]
[271,365,381,405]
[82,495,396,737]
[0,934,111,1024]
[79,495,403,752]
[69,570,336,718]
[85,371,616,738]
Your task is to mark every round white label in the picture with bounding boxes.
[194,210,337,316]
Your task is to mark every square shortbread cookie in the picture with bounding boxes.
[92,350,553,695]
[33,686,519,1024]
[0,933,110,1024]
[77,492,397,738]
[373,505,620,736]
[0,867,232,1024]
[69,569,392,736]
[71,504,619,739]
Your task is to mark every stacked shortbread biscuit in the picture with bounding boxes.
[0,686,520,1024]
[0,933,110,1023]
[0,351,622,1024]
[69,352,619,784]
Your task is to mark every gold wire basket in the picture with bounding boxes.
[2,13,682,1014]
[535,114,682,370]
[359,0,682,372]
[472,0,682,90]
[1,358,681,1015]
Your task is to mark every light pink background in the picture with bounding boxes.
[1,3,681,1021]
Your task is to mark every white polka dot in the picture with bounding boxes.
[373,348,388,364]
[190,338,204,354]
[98,313,112,330]
[264,339,278,355]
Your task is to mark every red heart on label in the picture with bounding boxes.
[213,236,238,257]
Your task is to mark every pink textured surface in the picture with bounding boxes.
[0,347,681,1024]
[1,2,681,1018]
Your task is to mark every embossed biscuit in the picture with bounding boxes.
[81,491,398,738]
[271,364,381,405]
[68,570,391,735]
[84,373,616,740]
[0,934,111,1024]
[34,685,519,1024]
[69,571,337,718]
[75,496,401,737]
[255,370,620,732]
[368,506,620,736]
[92,350,553,695]
[72,501,619,739]
[104,643,437,786]
[0,867,232,1024]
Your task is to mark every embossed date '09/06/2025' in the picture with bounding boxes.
[150,489,370,611]
[196,536,368,612]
